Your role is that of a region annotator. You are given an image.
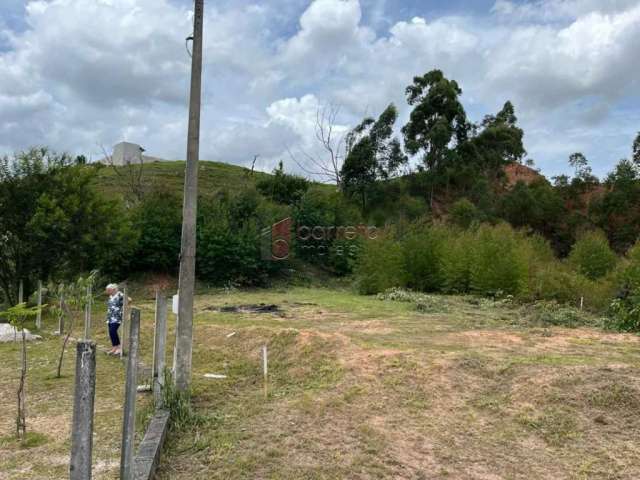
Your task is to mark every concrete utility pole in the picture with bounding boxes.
[175,0,204,392]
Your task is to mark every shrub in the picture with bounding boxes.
[355,234,406,294]
[401,225,449,292]
[256,162,309,205]
[449,198,481,228]
[441,229,474,293]
[469,224,529,296]
[195,192,283,286]
[569,230,617,280]
[527,301,597,328]
[606,291,640,332]
[620,241,640,291]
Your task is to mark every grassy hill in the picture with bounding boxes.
[92,160,275,199]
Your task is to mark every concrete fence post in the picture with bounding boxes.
[152,292,168,409]
[36,280,43,330]
[69,341,97,480]
[120,308,140,480]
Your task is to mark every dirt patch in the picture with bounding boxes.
[206,303,285,315]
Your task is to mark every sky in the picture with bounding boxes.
[1,0,639,179]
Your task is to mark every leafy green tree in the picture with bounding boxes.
[342,104,407,210]
[499,180,565,238]
[463,101,526,178]
[402,70,468,172]
[567,152,598,191]
[195,192,283,286]
[131,191,182,273]
[591,158,640,252]
[0,148,136,303]
[402,70,468,205]
[632,131,640,169]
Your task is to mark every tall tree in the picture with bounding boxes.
[465,101,526,178]
[341,104,407,209]
[402,70,468,172]
[402,70,468,205]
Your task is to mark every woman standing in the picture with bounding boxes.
[105,283,123,355]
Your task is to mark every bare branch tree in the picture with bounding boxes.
[288,104,347,186]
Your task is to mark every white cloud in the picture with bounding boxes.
[0,0,638,179]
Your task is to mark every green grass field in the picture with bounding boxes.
[92,160,273,199]
[2,286,638,479]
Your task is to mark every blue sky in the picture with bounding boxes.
[1,0,639,179]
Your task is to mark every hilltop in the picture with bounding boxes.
[92,160,273,199]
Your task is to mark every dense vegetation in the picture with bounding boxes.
[2,70,640,330]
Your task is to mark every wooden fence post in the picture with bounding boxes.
[58,287,65,335]
[120,308,140,480]
[69,341,97,480]
[152,292,168,409]
[121,285,128,360]
[36,280,43,330]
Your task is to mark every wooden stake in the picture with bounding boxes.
[262,344,268,399]
[121,286,128,360]
[58,287,65,335]
[36,280,42,330]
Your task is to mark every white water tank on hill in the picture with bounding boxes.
[112,141,144,166]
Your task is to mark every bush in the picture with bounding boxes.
[355,234,406,294]
[620,241,640,291]
[569,230,617,280]
[195,191,283,286]
[257,162,309,205]
[441,229,474,293]
[606,291,640,332]
[469,224,529,296]
[449,198,482,228]
[402,225,449,292]
[293,188,363,271]
[528,301,596,328]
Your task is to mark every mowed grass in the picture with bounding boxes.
[2,287,640,479]
[155,288,640,480]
